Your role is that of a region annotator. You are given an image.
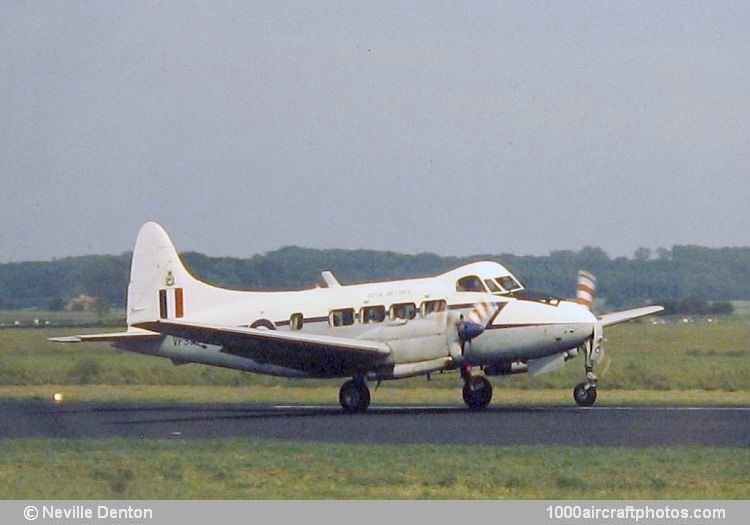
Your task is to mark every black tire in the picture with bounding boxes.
[339,380,371,413]
[462,376,493,410]
[573,382,597,407]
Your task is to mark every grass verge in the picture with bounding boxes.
[0,439,747,499]
[2,321,749,390]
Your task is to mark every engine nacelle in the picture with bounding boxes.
[484,360,528,376]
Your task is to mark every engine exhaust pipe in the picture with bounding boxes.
[484,361,528,376]
[368,357,452,380]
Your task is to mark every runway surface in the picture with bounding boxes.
[1,400,748,446]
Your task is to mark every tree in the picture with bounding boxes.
[95,298,111,323]
[47,297,65,311]
[634,247,651,261]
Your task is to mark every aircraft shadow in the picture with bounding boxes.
[103,404,574,426]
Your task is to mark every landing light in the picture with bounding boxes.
[53,392,64,404]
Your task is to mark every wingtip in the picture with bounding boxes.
[48,336,83,343]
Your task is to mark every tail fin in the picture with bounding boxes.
[126,222,208,326]
[51,222,236,344]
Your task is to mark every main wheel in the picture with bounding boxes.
[573,382,597,407]
[339,380,371,413]
[462,376,493,410]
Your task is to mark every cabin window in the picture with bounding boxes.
[289,313,304,330]
[456,275,486,293]
[390,302,417,320]
[484,279,502,293]
[361,305,386,324]
[329,308,355,327]
[496,275,522,292]
[421,299,447,317]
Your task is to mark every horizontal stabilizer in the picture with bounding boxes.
[599,305,664,327]
[49,330,162,344]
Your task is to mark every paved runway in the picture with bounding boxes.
[1,400,748,446]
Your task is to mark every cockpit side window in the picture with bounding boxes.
[496,275,522,292]
[456,276,487,293]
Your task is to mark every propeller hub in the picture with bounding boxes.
[458,321,485,342]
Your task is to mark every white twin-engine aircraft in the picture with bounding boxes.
[52,222,663,412]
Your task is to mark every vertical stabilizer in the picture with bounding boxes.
[126,222,204,326]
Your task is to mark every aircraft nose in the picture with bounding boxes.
[555,302,597,347]
[563,300,598,327]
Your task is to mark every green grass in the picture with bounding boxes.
[1,319,747,501]
[1,319,748,391]
[0,309,125,328]
[731,301,750,318]
[0,439,746,499]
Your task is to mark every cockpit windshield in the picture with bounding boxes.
[496,275,523,292]
[452,263,524,295]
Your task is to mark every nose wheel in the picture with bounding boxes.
[339,378,371,413]
[462,375,493,410]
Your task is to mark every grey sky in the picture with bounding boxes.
[1,1,748,262]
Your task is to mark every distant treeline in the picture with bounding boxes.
[1,245,749,310]
[659,297,734,316]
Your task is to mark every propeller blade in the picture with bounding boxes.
[458,296,496,343]
[467,300,492,324]
[576,270,597,310]
[591,320,604,363]
[595,352,612,378]
[442,297,498,361]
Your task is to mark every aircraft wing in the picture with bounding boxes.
[133,320,391,375]
[599,305,664,327]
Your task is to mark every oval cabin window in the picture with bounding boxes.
[421,299,447,317]
[361,305,386,324]
[329,308,355,327]
[290,313,304,330]
[390,302,417,320]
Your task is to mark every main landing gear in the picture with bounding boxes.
[573,382,597,407]
[339,378,371,413]
[462,368,493,410]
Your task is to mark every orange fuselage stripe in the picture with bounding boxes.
[175,288,184,318]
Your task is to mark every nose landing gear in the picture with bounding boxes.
[573,337,599,407]
[339,378,371,413]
